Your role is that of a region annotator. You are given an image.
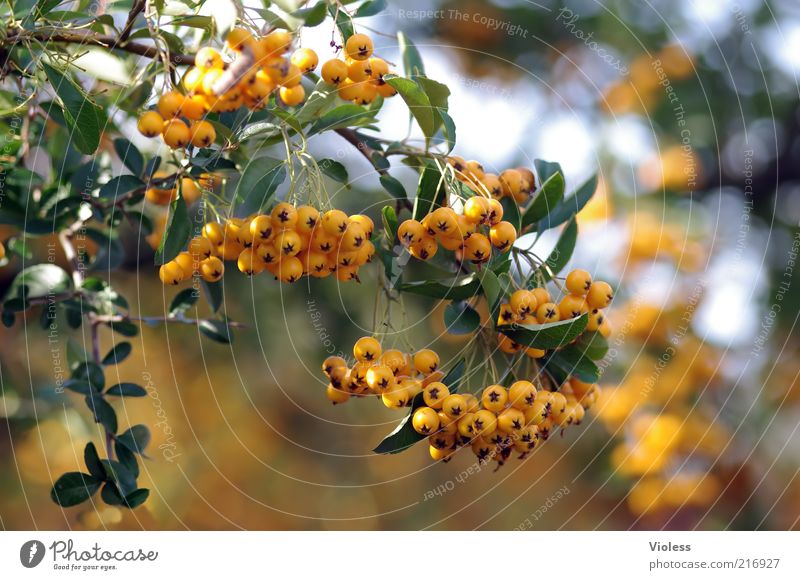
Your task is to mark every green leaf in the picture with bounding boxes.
[522,171,565,230]
[202,279,224,313]
[101,342,132,366]
[373,358,465,454]
[42,63,106,154]
[444,301,481,335]
[106,382,148,397]
[113,138,144,176]
[293,2,327,26]
[169,287,199,316]
[106,320,139,337]
[51,472,101,507]
[115,443,139,479]
[412,161,446,221]
[436,108,456,153]
[354,0,386,17]
[116,425,151,455]
[98,175,144,201]
[319,159,349,183]
[63,379,93,395]
[85,392,118,434]
[479,268,502,313]
[329,3,354,41]
[124,488,150,509]
[199,319,232,343]
[155,195,191,264]
[308,104,375,134]
[497,313,588,350]
[84,442,105,480]
[5,263,72,301]
[384,75,436,139]
[72,361,105,391]
[381,205,398,240]
[379,173,407,200]
[399,275,481,301]
[500,195,522,233]
[397,31,425,78]
[236,156,287,215]
[534,159,563,184]
[99,459,136,495]
[539,216,577,280]
[574,332,609,361]
[538,174,598,231]
[415,76,450,111]
[101,482,125,506]
[544,345,600,384]
[295,80,336,125]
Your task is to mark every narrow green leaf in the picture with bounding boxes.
[399,275,481,301]
[540,216,578,280]
[497,313,589,350]
[412,161,446,221]
[381,205,398,240]
[444,301,481,335]
[379,173,407,200]
[354,0,386,17]
[293,2,327,26]
[84,442,105,480]
[42,63,106,154]
[522,171,565,230]
[397,31,425,78]
[384,75,436,138]
[319,159,349,183]
[235,156,287,215]
[537,173,598,231]
[169,287,199,316]
[199,319,232,343]
[202,279,224,313]
[155,195,191,264]
[113,138,144,176]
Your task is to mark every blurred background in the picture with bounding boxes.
[1,0,799,530]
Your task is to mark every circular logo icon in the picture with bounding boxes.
[20,540,46,568]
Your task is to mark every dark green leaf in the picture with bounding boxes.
[236,156,287,215]
[539,216,577,280]
[293,2,327,26]
[106,383,147,397]
[544,345,600,384]
[63,379,93,395]
[412,161,446,221]
[354,0,386,17]
[308,104,375,134]
[155,195,191,264]
[72,361,105,391]
[113,138,144,176]
[373,358,465,454]
[106,320,139,337]
[116,425,151,455]
[574,332,609,360]
[50,472,101,507]
[415,76,450,111]
[101,482,125,505]
[98,175,144,201]
[42,63,106,154]
[537,173,598,231]
[101,341,132,366]
[397,31,425,78]
[115,443,139,479]
[497,313,588,350]
[379,173,407,200]
[436,108,456,153]
[124,488,150,508]
[85,392,118,434]
[329,3,354,41]
[384,75,436,138]
[444,301,481,335]
[500,195,522,232]
[199,319,232,343]
[202,279,224,313]
[169,287,199,316]
[99,459,136,495]
[319,159,349,183]
[399,275,481,300]
[479,268,502,313]
[534,159,563,184]
[381,205,398,240]
[84,442,105,480]
[522,171,565,230]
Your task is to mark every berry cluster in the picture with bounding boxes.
[413,377,601,465]
[448,156,537,205]
[321,337,444,407]
[497,269,614,354]
[320,33,398,104]
[397,197,516,263]
[158,204,375,285]
[137,27,318,149]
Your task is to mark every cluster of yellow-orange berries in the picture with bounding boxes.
[398,196,516,263]
[415,377,601,465]
[158,203,375,285]
[137,27,318,149]
[496,269,614,353]
[448,156,537,205]
[319,33,398,104]
[321,338,444,406]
